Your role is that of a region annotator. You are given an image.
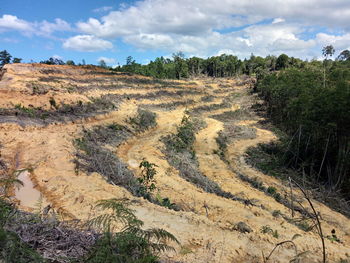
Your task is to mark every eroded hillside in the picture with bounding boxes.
[0,63,349,263]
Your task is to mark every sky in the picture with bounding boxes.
[1,0,350,66]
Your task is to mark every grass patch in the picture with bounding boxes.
[246,142,350,217]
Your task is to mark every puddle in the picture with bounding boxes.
[14,170,43,208]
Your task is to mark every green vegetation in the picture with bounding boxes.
[254,53,350,203]
[0,199,45,262]
[260,225,279,238]
[84,199,179,263]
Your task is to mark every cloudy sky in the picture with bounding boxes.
[1,0,350,65]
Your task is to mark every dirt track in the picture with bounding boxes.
[0,64,349,262]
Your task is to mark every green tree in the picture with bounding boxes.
[276,54,289,70]
[337,50,350,61]
[99,59,107,68]
[322,45,335,59]
[0,50,12,66]
[66,60,75,65]
[173,52,188,79]
[322,45,335,88]
[126,56,135,66]
[12,58,22,63]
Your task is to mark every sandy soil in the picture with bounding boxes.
[0,64,349,262]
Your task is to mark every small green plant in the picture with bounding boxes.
[85,198,179,263]
[272,210,281,218]
[260,225,279,238]
[137,159,158,199]
[14,104,36,117]
[49,97,58,109]
[267,186,277,195]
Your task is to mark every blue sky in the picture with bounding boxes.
[1,0,350,66]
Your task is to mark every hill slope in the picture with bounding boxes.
[0,63,349,262]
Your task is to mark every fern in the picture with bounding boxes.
[85,198,179,263]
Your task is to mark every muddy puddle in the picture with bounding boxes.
[15,170,44,208]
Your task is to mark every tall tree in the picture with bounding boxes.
[322,45,335,88]
[99,59,107,68]
[276,54,289,70]
[0,50,12,66]
[337,50,350,61]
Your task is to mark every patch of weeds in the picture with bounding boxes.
[128,108,157,132]
[155,193,178,210]
[26,81,52,95]
[162,115,251,205]
[74,124,141,196]
[14,104,36,117]
[214,131,228,159]
[294,220,312,232]
[239,174,266,192]
[200,95,214,102]
[238,174,282,203]
[260,225,279,238]
[1,95,118,125]
[325,229,341,243]
[272,210,282,218]
[246,141,350,218]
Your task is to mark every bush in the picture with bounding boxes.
[129,108,157,132]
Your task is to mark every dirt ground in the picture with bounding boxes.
[0,63,349,263]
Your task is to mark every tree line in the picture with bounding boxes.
[255,46,350,200]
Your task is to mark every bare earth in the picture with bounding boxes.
[0,63,349,262]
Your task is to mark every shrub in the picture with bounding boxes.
[129,108,157,132]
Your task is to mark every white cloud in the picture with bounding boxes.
[0,15,32,33]
[124,33,174,50]
[0,14,71,37]
[97,56,116,64]
[316,33,350,51]
[93,6,113,13]
[72,0,350,57]
[52,54,63,60]
[272,18,285,24]
[38,18,72,36]
[63,35,113,52]
[3,0,350,58]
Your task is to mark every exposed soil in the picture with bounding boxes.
[0,64,349,263]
